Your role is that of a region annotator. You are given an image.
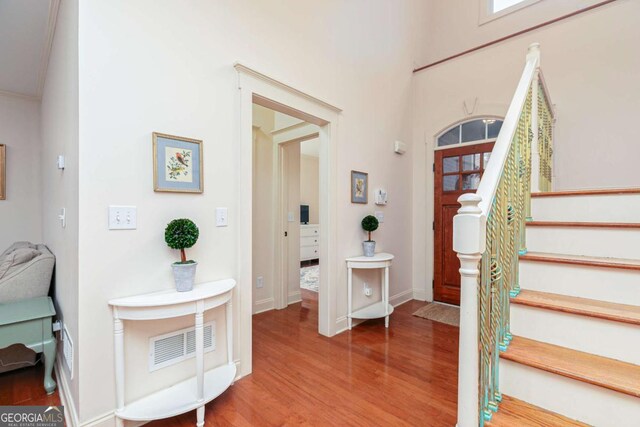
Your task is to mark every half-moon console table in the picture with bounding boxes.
[108,279,236,427]
[346,252,394,330]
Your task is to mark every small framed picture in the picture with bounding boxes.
[153,133,203,193]
[0,144,5,200]
[351,170,368,204]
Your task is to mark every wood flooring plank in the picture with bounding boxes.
[512,289,640,325]
[501,336,640,398]
[488,395,589,427]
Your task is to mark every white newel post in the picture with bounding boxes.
[453,194,486,427]
[528,43,541,193]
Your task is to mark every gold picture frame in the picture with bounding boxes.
[0,144,5,200]
[153,132,203,193]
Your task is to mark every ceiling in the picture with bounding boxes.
[0,0,58,100]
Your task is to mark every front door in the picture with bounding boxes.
[434,141,494,305]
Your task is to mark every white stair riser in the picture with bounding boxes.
[519,261,640,305]
[531,194,640,223]
[500,359,640,427]
[526,227,640,259]
[510,304,640,365]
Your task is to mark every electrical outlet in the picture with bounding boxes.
[363,283,373,297]
[257,276,264,289]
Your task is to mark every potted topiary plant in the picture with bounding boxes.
[361,215,379,257]
[165,218,199,292]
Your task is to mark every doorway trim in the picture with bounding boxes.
[235,63,342,379]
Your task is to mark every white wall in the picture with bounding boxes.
[423,0,610,66]
[40,0,80,415]
[76,0,428,422]
[0,95,41,250]
[412,0,640,301]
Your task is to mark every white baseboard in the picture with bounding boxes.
[288,290,302,305]
[413,288,428,301]
[253,297,275,314]
[69,361,246,427]
[390,289,414,307]
[335,315,349,334]
[55,359,79,427]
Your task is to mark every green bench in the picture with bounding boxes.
[0,296,57,394]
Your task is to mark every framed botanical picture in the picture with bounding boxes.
[0,144,5,200]
[351,170,368,204]
[153,132,203,193]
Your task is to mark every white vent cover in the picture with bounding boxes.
[62,325,73,379]
[149,322,216,372]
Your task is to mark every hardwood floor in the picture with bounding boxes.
[149,291,460,426]
[0,292,588,426]
[0,362,61,406]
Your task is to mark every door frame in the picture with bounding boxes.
[236,63,342,379]
[275,132,320,309]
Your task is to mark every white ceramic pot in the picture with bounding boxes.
[362,241,376,257]
[171,262,198,292]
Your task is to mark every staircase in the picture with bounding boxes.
[497,189,640,426]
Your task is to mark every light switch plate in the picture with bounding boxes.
[109,206,137,230]
[288,212,295,222]
[375,211,384,223]
[216,207,228,227]
[257,276,264,289]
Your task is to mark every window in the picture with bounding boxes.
[436,118,503,148]
[481,0,542,24]
[492,0,526,13]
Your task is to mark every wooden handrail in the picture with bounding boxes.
[413,0,618,73]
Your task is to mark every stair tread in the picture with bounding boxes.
[512,290,640,325]
[532,188,640,197]
[527,221,640,229]
[520,251,640,271]
[487,394,589,427]
[501,337,640,398]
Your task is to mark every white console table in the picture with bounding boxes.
[346,253,394,330]
[108,279,236,427]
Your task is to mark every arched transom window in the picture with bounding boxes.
[437,118,503,148]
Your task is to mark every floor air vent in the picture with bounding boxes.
[62,325,73,379]
[149,322,216,372]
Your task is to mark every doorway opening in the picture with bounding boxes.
[252,103,322,317]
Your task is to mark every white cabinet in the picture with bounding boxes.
[108,280,236,427]
[300,224,319,261]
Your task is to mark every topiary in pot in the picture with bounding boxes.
[165,218,200,291]
[361,215,379,257]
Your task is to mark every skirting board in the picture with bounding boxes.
[413,288,429,302]
[65,360,244,427]
[335,289,416,334]
[288,291,302,305]
[54,359,79,427]
[253,297,275,314]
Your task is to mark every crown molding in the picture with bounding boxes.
[36,0,61,99]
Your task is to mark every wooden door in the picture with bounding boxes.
[434,142,494,305]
